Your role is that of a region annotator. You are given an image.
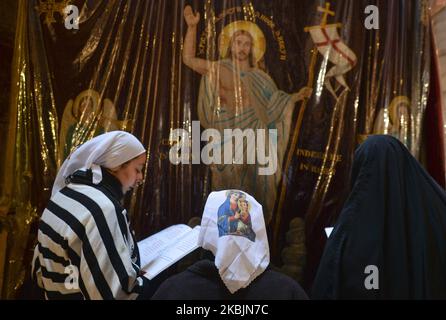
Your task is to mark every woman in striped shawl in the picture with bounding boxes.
[32,131,158,299]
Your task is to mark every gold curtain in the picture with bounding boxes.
[0,0,433,297]
[0,0,56,298]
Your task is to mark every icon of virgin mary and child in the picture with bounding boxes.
[217,190,256,242]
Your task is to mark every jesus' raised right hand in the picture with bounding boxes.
[184,5,200,27]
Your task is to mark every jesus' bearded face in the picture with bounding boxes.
[230,33,253,63]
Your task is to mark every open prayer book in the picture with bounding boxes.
[137,224,201,280]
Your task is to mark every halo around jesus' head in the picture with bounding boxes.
[218,20,266,64]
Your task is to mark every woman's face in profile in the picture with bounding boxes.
[113,153,147,194]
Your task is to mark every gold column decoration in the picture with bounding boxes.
[0,0,41,299]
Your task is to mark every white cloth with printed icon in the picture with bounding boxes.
[198,190,270,293]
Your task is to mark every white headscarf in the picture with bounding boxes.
[52,131,146,196]
[198,190,270,293]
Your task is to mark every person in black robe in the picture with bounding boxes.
[151,250,309,300]
[152,189,309,300]
[312,135,446,299]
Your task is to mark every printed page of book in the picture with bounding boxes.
[137,224,192,269]
[142,225,201,280]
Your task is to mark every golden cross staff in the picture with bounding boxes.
[272,2,336,251]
